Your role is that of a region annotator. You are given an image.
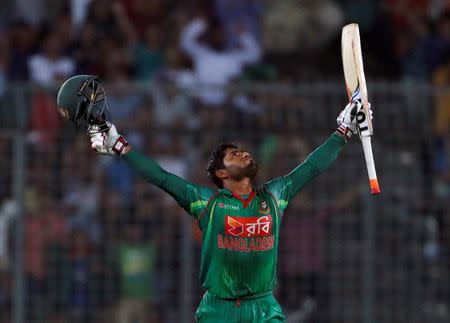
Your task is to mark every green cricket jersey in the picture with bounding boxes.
[123,133,345,299]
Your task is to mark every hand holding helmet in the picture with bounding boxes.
[89,122,129,155]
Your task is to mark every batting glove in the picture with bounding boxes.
[336,100,372,141]
[89,122,129,155]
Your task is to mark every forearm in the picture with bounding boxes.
[305,133,345,173]
[121,149,193,202]
[288,133,345,193]
[122,149,169,187]
[121,148,214,216]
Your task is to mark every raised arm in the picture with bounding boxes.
[265,133,345,208]
[89,123,214,218]
[287,133,345,195]
[122,150,214,216]
[180,18,209,58]
[266,100,371,211]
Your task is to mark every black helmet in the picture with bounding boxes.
[56,75,110,132]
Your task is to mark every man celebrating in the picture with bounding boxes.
[57,75,369,322]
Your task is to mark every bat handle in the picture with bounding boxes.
[361,136,380,195]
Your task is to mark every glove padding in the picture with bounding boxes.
[89,122,128,155]
[336,99,373,141]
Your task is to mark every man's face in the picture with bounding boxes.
[221,147,259,181]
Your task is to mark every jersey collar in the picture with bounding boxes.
[219,188,257,209]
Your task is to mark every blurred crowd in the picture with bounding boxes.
[0,0,448,88]
[0,0,449,323]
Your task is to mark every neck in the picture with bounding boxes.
[223,178,253,195]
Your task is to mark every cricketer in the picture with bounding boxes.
[56,75,370,323]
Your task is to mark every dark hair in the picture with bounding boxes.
[207,142,238,188]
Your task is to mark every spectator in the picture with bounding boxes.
[99,188,127,243]
[401,10,450,81]
[7,20,36,82]
[62,148,102,242]
[133,190,159,241]
[28,90,62,150]
[100,39,142,123]
[179,17,261,106]
[72,22,100,75]
[121,0,168,40]
[111,1,166,82]
[66,229,96,323]
[53,10,75,55]
[95,52,140,199]
[103,157,135,202]
[24,191,66,321]
[262,0,343,54]
[48,222,109,323]
[86,0,122,39]
[150,83,200,130]
[27,30,75,86]
[114,223,156,323]
[131,24,166,82]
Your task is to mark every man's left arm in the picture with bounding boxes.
[285,133,345,197]
[266,133,345,207]
[266,100,369,206]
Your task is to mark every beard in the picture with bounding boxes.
[228,160,259,181]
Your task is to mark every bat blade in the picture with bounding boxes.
[342,23,373,137]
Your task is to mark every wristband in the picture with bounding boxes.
[112,136,129,155]
[336,124,353,142]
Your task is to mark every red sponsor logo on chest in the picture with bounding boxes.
[225,215,272,237]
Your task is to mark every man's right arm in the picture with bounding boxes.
[122,149,214,216]
[90,124,215,219]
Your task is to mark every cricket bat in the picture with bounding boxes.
[341,23,380,195]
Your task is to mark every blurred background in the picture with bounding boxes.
[0,0,449,322]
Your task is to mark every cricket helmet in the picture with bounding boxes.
[56,75,110,132]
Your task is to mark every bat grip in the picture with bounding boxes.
[361,136,380,195]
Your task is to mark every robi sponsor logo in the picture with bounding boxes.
[225,215,272,237]
[218,203,239,211]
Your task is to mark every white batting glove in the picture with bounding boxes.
[336,100,373,141]
[89,122,129,155]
